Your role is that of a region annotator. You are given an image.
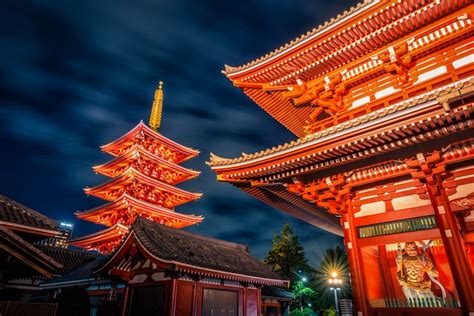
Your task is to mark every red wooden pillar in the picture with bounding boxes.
[427,179,474,313]
[408,153,474,314]
[342,197,370,316]
[121,286,130,316]
[170,278,178,316]
[243,286,247,316]
[377,245,396,299]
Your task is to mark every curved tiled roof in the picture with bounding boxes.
[223,0,376,75]
[0,194,58,232]
[35,245,100,274]
[132,217,284,281]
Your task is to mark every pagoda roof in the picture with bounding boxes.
[222,0,471,136]
[69,223,129,253]
[97,217,289,287]
[0,194,59,238]
[100,121,199,162]
[93,144,200,184]
[75,193,203,228]
[84,167,202,207]
[208,78,473,170]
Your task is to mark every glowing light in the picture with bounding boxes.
[302,277,307,282]
[331,271,338,278]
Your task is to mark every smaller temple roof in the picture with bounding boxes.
[99,217,288,286]
[100,121,199,162]
[40,255,108,289]
[0,194,59,237]
[35,245,101,275]
[0,225,63,278]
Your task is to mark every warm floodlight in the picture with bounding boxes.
[331,271,338,278]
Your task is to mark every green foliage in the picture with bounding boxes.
[293,280,315,298]
[264,224,315,310]
[264,224,310,283]
[322,306,336,316]
[290,307,313,316]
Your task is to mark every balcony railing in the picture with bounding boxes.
[358,216,437,238]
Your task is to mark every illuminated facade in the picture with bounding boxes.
[209,1,474,315]
[71,82,203,253]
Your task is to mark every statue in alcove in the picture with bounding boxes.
[396,241,445,302]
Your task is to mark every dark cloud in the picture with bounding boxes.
[0,0,347,264]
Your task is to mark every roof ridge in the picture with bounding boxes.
[0,194,58,229]
[223,0,375,75]
[134,217,248,251]
[35,244,100,258]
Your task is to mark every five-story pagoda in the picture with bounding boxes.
[71,82,203,253]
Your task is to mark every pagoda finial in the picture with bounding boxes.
[149,81,164,131]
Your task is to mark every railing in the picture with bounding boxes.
[0,301,58,316]
[370,297,460,308]
[358,216,437,238]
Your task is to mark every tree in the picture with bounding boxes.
[264,224,311,283]
[264,225,316,312]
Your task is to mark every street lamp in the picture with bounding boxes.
[328,271,342,316]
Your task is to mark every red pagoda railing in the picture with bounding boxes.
[0,301,58,316]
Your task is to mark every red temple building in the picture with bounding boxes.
[71,82,203,253]
[209,1,474,315]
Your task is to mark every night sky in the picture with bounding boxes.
[0,0,349,265]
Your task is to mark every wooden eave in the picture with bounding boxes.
[93,144,200,184]
[0,221,59,238]
[239,184,343,236]
[210,78,474,173]
[0,226,63,278]
[97,231,289,287]
[226,1,472,136]
[215,137,473,236]
[84,167,202,206]
[75,194,203,227]
[217,102,473,184]
[100,121,199,162]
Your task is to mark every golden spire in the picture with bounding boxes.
[149,81,164,131]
